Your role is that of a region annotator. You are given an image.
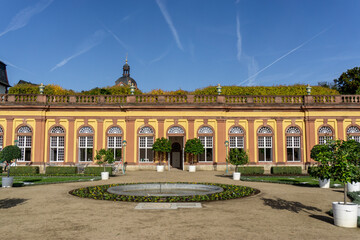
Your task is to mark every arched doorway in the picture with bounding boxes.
[170,142,182,169]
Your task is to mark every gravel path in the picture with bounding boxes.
[0,170,359,240]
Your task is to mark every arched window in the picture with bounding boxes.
[0,126,3,151]
[78,126,94,162]
[107,126,122,161]
[198,126,214,162]
[347,126,360,143]
[286,126,301,162]
[318,126,333,144]
[258,126,273,162]
[168,126,185,134]
[50,126,65,162]
[17,126,32,162]
[229,126,245,151]
[139,126,154,162]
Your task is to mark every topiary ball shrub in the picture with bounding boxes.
[69,182,259,202]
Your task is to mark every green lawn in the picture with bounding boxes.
[241,175,344,187]
[0,176,101,187]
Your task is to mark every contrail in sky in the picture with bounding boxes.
[0,0,53,37]
[156,0,184,51]
[50,30,105,72]
[238,27,331,86]
[236,13,242,61]
[104,26,129,50]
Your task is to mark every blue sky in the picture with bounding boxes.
[0,0,359,92]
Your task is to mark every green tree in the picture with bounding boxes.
[309,140,360,204]
[94,149,115,172]
[0,145,21,177]
[334,67,360,94]
[228,148,249,172]
[184,138,204,165]
[152,137,171,165]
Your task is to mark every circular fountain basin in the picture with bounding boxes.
[107,183,224,197]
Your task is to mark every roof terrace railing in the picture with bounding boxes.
[0,94,358,106]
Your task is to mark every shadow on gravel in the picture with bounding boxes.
[0,198,28,209]
[261,197,321,214]
[309,214,333,224]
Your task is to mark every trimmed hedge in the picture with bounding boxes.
[46,166,77,175]
[236,166,264,175]
[9,166,40,176]
[84,167,112,176]
[271,166,302,175]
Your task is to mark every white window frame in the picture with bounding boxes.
[258,136,272,162]
[79,136,93,162]
[50,136,65,162]
[18,135,32,162]
[139,136,154,162]
[199,136,213,162]
[108,136,122,161]
[286,136,301,162]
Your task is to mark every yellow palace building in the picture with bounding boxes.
[0,61,360,172]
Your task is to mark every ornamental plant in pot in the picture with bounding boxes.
[0,145,21,187]
[94,149,115,180]
[309,144,332,188]
[228,148,249,180]
[152,137,171,172]
[311,139,360,228]
[184,138,204,172]
[345,139,360,192]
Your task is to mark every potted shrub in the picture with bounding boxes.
[184,138,204,172]
[309,144,332,188]
[311,139,360,228]
[344,139,360,192]
[0,145,21,187]
[94,149,115,180]
[152,137,171,172]
[228,148,249,180]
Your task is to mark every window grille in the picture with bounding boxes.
[286,126,300,134]
[18,126,32,133]
[229,126,244,134]
[168,126,185,134]
[347,126,360,134]
[108,127,122,134]
[229,136,244,149]
[139,127,154,134]
[198,127,213,134]
[50,126,65,134]
[79,126,93,134]
[318,126,332,134]
[258,126,272,134]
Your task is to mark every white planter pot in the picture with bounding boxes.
[332,202,358,228]
[156,165,165,172]
[101,172,109,180]
[2,176,14,188]
[319,179,330,188]
[233,172,241,180]
[347,182,360,192]
[189,165,196,172]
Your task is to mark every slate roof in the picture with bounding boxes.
[0,61,11,87]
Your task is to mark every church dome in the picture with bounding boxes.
[115,58,137,88]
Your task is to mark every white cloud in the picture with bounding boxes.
[156,0,184,51]
[50,30,106,72]
[0,0,53,37]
